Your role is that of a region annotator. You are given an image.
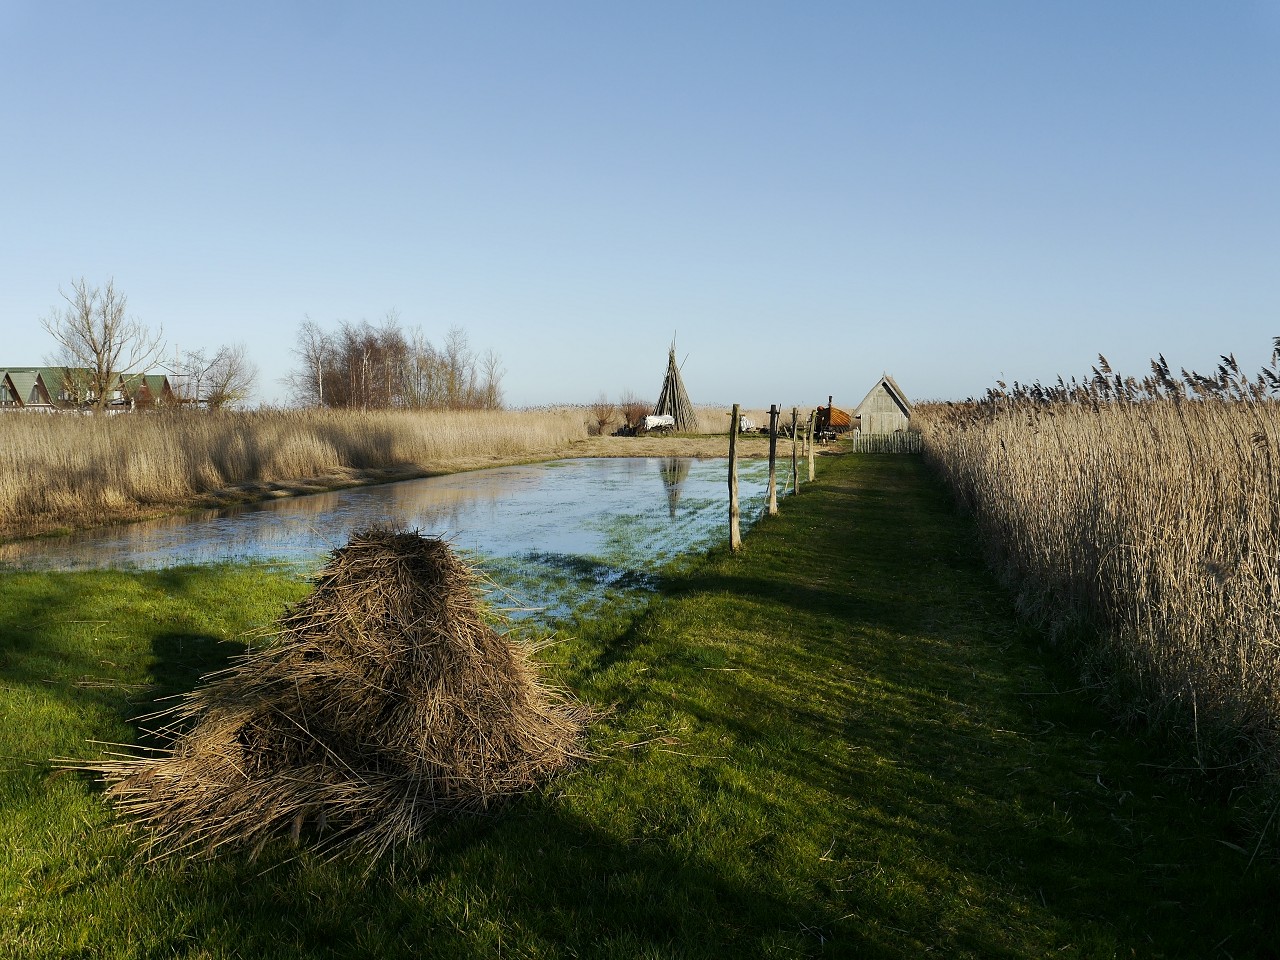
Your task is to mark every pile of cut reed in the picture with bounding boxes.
[82,527,590,864]
[915,347,1280,796]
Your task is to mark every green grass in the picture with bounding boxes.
[1,455,1276,957]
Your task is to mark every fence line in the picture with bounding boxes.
[850,431,923,454]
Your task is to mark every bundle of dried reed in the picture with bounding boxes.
[86,527,589,864]
[652,342,699,432]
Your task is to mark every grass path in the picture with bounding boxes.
[1,453,1275,957]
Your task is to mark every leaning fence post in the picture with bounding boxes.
[728,403,742,551]
[790,407,799,495]
[766,404,779,516]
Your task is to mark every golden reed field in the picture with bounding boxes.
[915,349,1280,794]
[0,408,592,539]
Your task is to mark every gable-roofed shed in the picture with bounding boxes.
[855,374,912,434]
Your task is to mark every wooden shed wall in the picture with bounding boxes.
[859,385,910,434]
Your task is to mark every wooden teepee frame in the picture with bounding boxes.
[652,341,698,432]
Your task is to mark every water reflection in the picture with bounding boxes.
[659,457,691,519]
[0,458,770,575]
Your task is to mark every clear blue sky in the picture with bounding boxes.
[2,2,1277,408]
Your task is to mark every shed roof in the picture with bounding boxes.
[855,374,912,417]
[8,369,50,406]
[144,374,171,394]
[0,368,54,406]
[34,367,80,400]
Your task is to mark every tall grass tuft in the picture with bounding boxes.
[0,408,589,538]
[915,345,1280,798]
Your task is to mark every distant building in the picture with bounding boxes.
[855,374,912,434]
[0,367,175,411]
[0,370,55,410]
[119,373,177,408]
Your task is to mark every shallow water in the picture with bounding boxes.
[1,458,776,620]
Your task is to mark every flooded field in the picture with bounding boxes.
[1,458,775,622]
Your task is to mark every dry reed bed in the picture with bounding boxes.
[915,351,1280,790]
[0,408,590,538]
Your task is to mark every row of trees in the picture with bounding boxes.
[41,278,257,410]
[38,278,505,411]
[285,314,504,410]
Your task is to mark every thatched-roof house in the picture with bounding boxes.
[855,374,912,434]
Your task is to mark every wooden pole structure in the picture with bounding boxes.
[807,410,816,481]
[766,404,779,516]
[728,403,742,551]
[790,407,799,495]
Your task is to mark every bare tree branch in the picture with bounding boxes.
[41,277,165,410]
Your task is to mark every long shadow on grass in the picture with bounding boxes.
[0,577,186,729]
[120,800,904,959]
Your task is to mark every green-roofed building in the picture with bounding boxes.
[34,367,84,406]
[0,367,176,411]
[0,369,55,409]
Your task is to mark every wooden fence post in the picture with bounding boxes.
[807,410,816,481]
[790,407,799,495]
[728,403,741,551]
[766,404,779,516]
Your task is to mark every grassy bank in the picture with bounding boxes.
[2,455,1275,957]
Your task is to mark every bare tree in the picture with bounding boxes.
[206,344,258,409]
[441,326,477,407]
[283,317,333,407]
[402,326,441,408]
[590,392,617,435]
[619,391,650,434]
[168,343,258,409]
[41,277,164,410]
[479,349,504,410]
[168,348,213,405]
